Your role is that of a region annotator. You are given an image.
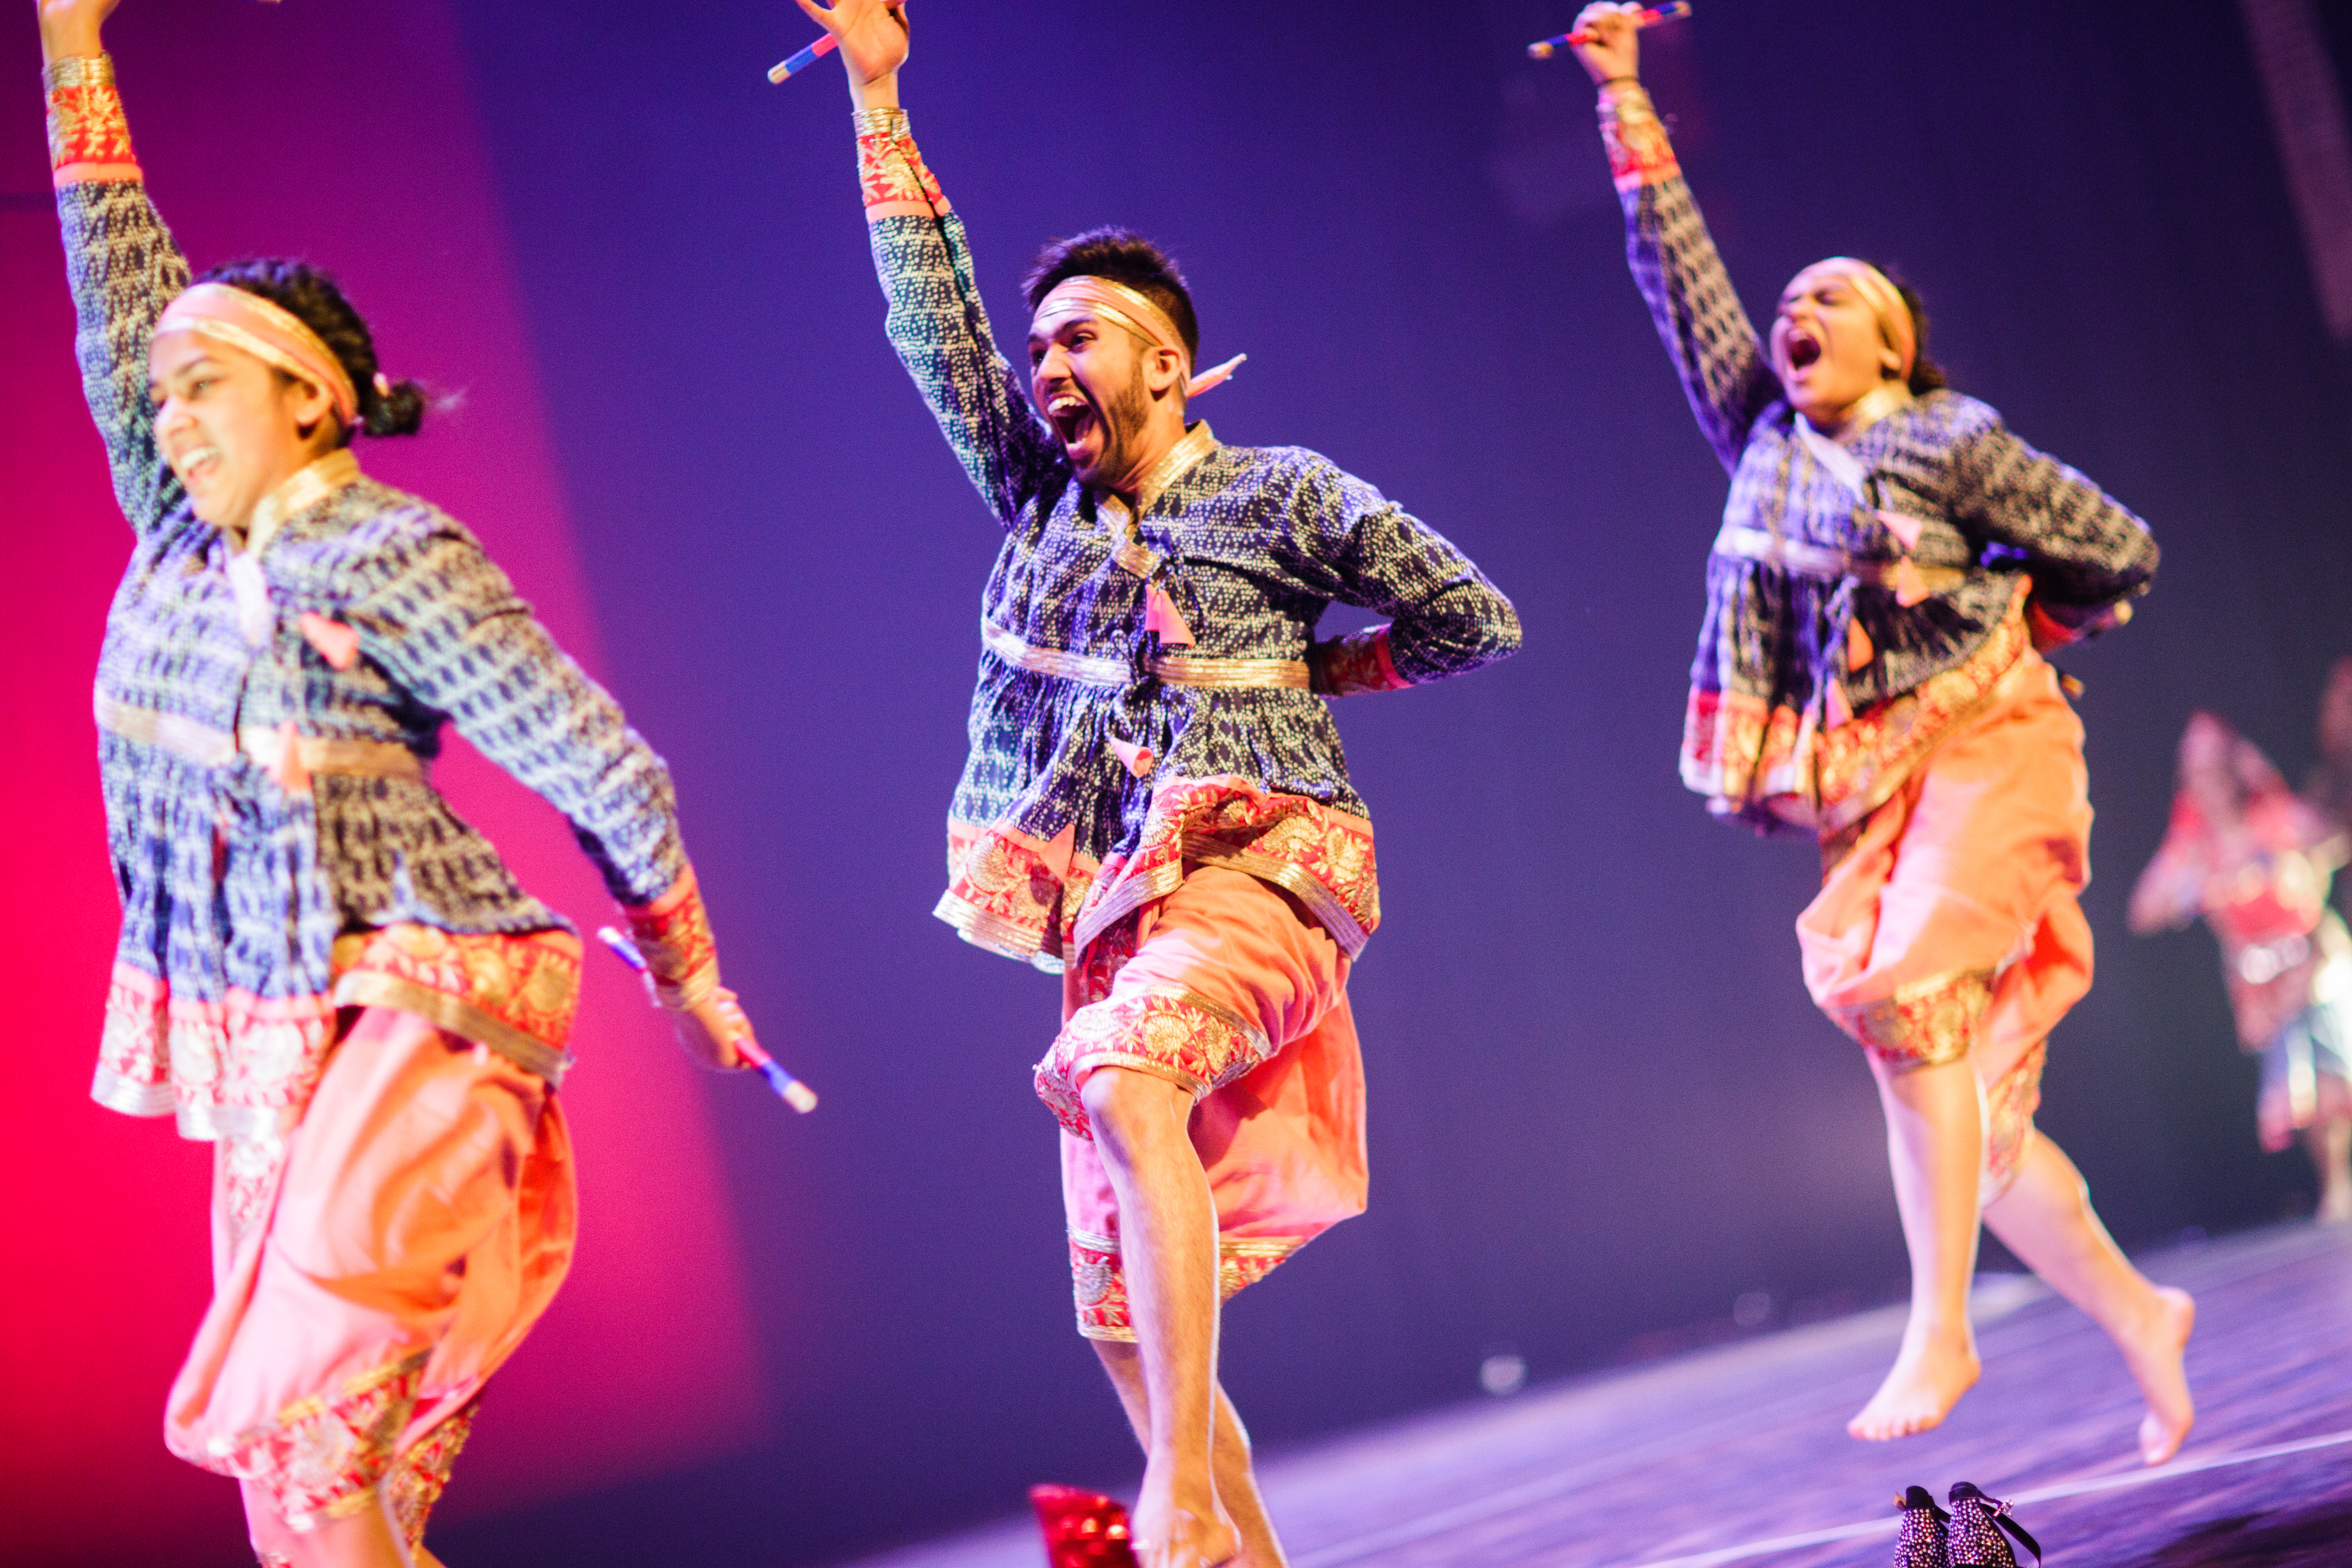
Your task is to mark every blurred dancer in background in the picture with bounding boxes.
[38,1,767,1561]
[2307,658,2352,924]
[798,4,1521,1564]
[1571,2,2192,1464]
[2133,713,2352,1223]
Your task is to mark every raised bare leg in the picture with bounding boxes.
[1082,1067,1238,1568]
[1984,1129,2195,1464]
[1849,1054,1984,1441]
[281,1489,415,1568]
[2307,1120,2352,1225]
[1095,1342,1287,1568]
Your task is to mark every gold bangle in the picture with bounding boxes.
[853,105,909,136]
[42,53,114,92]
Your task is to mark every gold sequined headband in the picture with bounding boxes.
[1031,275,1246,397]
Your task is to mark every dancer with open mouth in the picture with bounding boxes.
[1568,3,2192,1463]
[36,1,771,1561]
[796,4,1521,1564]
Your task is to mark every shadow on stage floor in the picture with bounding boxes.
[835,1223,2352,1568]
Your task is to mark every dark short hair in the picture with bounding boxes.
[1864,261,1949,395]
[1022,226,1199,362]
[196,257,428,440]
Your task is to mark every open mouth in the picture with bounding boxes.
[175,443,224,485]
[1785,330,1822,372]
[1046,390,1098,451]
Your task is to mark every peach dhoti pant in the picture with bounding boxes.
[1035,865,1369,1340]
[1796,654,2094,1199]
[164,1004,577,1563]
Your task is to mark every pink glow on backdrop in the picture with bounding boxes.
[0,4,767,1559]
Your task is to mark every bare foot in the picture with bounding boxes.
[2117,1285,2195,1465]
[2317,1185,2352,1226]
[1133,1466,1238,1568]
[1848,1330,1980,1441]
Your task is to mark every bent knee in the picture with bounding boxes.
[1078,1064,1193,1147]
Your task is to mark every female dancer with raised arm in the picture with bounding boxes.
[2131,714,2352,1222]
[38,2,768,1561]
[1568,4,2194,1462]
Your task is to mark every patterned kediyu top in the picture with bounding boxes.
[854,109,1521,971]
[49,57,720,1141]
[1601,86,2158,835]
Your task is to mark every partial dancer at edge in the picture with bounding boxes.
[2131,714,2352,1222]
[797,5,1520,1564]
[1569,5,2192,1463]
[39,3,767,1562]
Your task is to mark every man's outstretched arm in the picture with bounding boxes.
[801,0,1063,528]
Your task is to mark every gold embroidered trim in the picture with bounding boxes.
[1149,984,1270,1062]
[934,888,1060,967]
[1981,1038,2047,1202]
[247,448,361,557]
[980,620,1130,687]
[1066,1051,1209,1098]
[1152,653,1312,691]
[42,53,116,90]
[979,621,1310,692]
[329,971,574,1085]
[89,1062,176,1117]
[1127,422,1218,520]
[1178,833,1372,956]
[95,697,423,780]
[1828,966,1996,1070]
[1713,525,1966,594]
[1112,539,1161,578]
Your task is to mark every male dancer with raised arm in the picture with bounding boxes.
[797,5,1521,1564]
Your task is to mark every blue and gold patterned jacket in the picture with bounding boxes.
[854,110,1521,970]
[1605,89,2157,834]
[60,175,688,1138]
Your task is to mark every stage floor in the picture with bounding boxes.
[840,1223,2352,1568]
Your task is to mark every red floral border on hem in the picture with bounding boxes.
[1982,1038,2047,1200]
[1684,599,2037,836]
[188,1350,427,1528]
[1069,1229,1304,1341]
[1822,966,1996,1071]
[1035,989,1270,1138]
[1071,776,1380,964]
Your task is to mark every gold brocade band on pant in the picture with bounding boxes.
[982,621,1310,691]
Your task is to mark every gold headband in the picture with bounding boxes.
[1806,258,1917,380]
[155,282,360,427]
[1031,275,1246,397]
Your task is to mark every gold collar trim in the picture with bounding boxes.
[245,448,363,557]
[1104,422,1218,523]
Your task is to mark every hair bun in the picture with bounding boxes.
[365,377,429,438]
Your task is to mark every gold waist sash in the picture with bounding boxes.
[982,621,1310,692]
[1713,526,1967,595]
[97,697,425,780]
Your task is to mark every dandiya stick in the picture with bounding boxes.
[767,33,838,84]
[1527,2,1692,60]
[597,927,820,1113]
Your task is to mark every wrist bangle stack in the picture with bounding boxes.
[42,53,114,92]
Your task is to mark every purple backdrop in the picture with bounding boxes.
[11,2,2352,1565]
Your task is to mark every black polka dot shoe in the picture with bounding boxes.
[1945,1482,2042,1568]
[1893,1484,1951,1568]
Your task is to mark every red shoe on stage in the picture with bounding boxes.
[1029,1485,1140,1568]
